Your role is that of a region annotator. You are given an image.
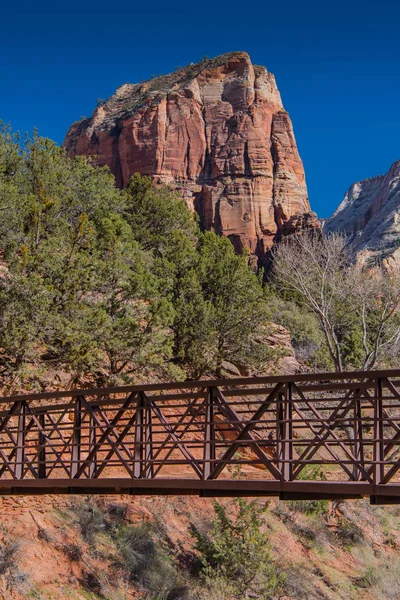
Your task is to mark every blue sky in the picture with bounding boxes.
[1,0,400,217]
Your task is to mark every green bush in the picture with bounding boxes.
[336,519,364,547]
[354,564,379,589]
[288,499,329,517]
[71,500,109,545]
[287,466,329,516]
[190,498,284,599]
[63,542,83,561]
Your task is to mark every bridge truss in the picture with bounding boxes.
[1,370,400,503]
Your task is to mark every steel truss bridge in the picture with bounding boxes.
[2,370,400,503]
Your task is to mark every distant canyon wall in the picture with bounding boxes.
[325,160,400,269]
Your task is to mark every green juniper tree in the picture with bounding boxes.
[172,232,278,378]
[0,133,174,386]
[123,173,197,253]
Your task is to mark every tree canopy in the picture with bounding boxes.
[0,125,278,389]
[2,124,397,390]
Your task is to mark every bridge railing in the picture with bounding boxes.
[0,369,400,502]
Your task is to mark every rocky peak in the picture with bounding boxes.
[325,160,400,267]
[64,51,312,264]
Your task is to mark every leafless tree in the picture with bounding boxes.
[272,232,400,372]
[349,265,400,369]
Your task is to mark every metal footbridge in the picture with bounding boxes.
[1,370,400,503]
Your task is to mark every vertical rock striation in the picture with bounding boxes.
[64,52,313,264]
[325,160,400,268]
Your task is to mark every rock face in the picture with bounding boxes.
[280,210,321,239]
[64,52,312,264]
[260,323,302,375]
[325,161,400,268]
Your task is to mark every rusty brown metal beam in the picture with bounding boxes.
[0,368,400,404]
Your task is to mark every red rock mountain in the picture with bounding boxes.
[64,51,314,263]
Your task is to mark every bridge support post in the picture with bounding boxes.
[134,393,153,478]
[374,378,384,485]
[353,393,364,481]
[203,387,216,479]
[15,401,26,480]
[134,394,143,478]
[283,383,293,481]
[277,385,293,481]
[88,412,97,479]
[38,413,46,479]
[144,396,154,479]
[71,397,82,478]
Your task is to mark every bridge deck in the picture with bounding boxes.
[1,369,400,503]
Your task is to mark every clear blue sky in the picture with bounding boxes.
[1,0,399,217]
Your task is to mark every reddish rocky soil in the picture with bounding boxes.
[1,493,400,599]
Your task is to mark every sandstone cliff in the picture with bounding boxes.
[324,160,400,268]
[64,52,313,264]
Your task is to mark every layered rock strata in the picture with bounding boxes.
[64,52,312,263]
